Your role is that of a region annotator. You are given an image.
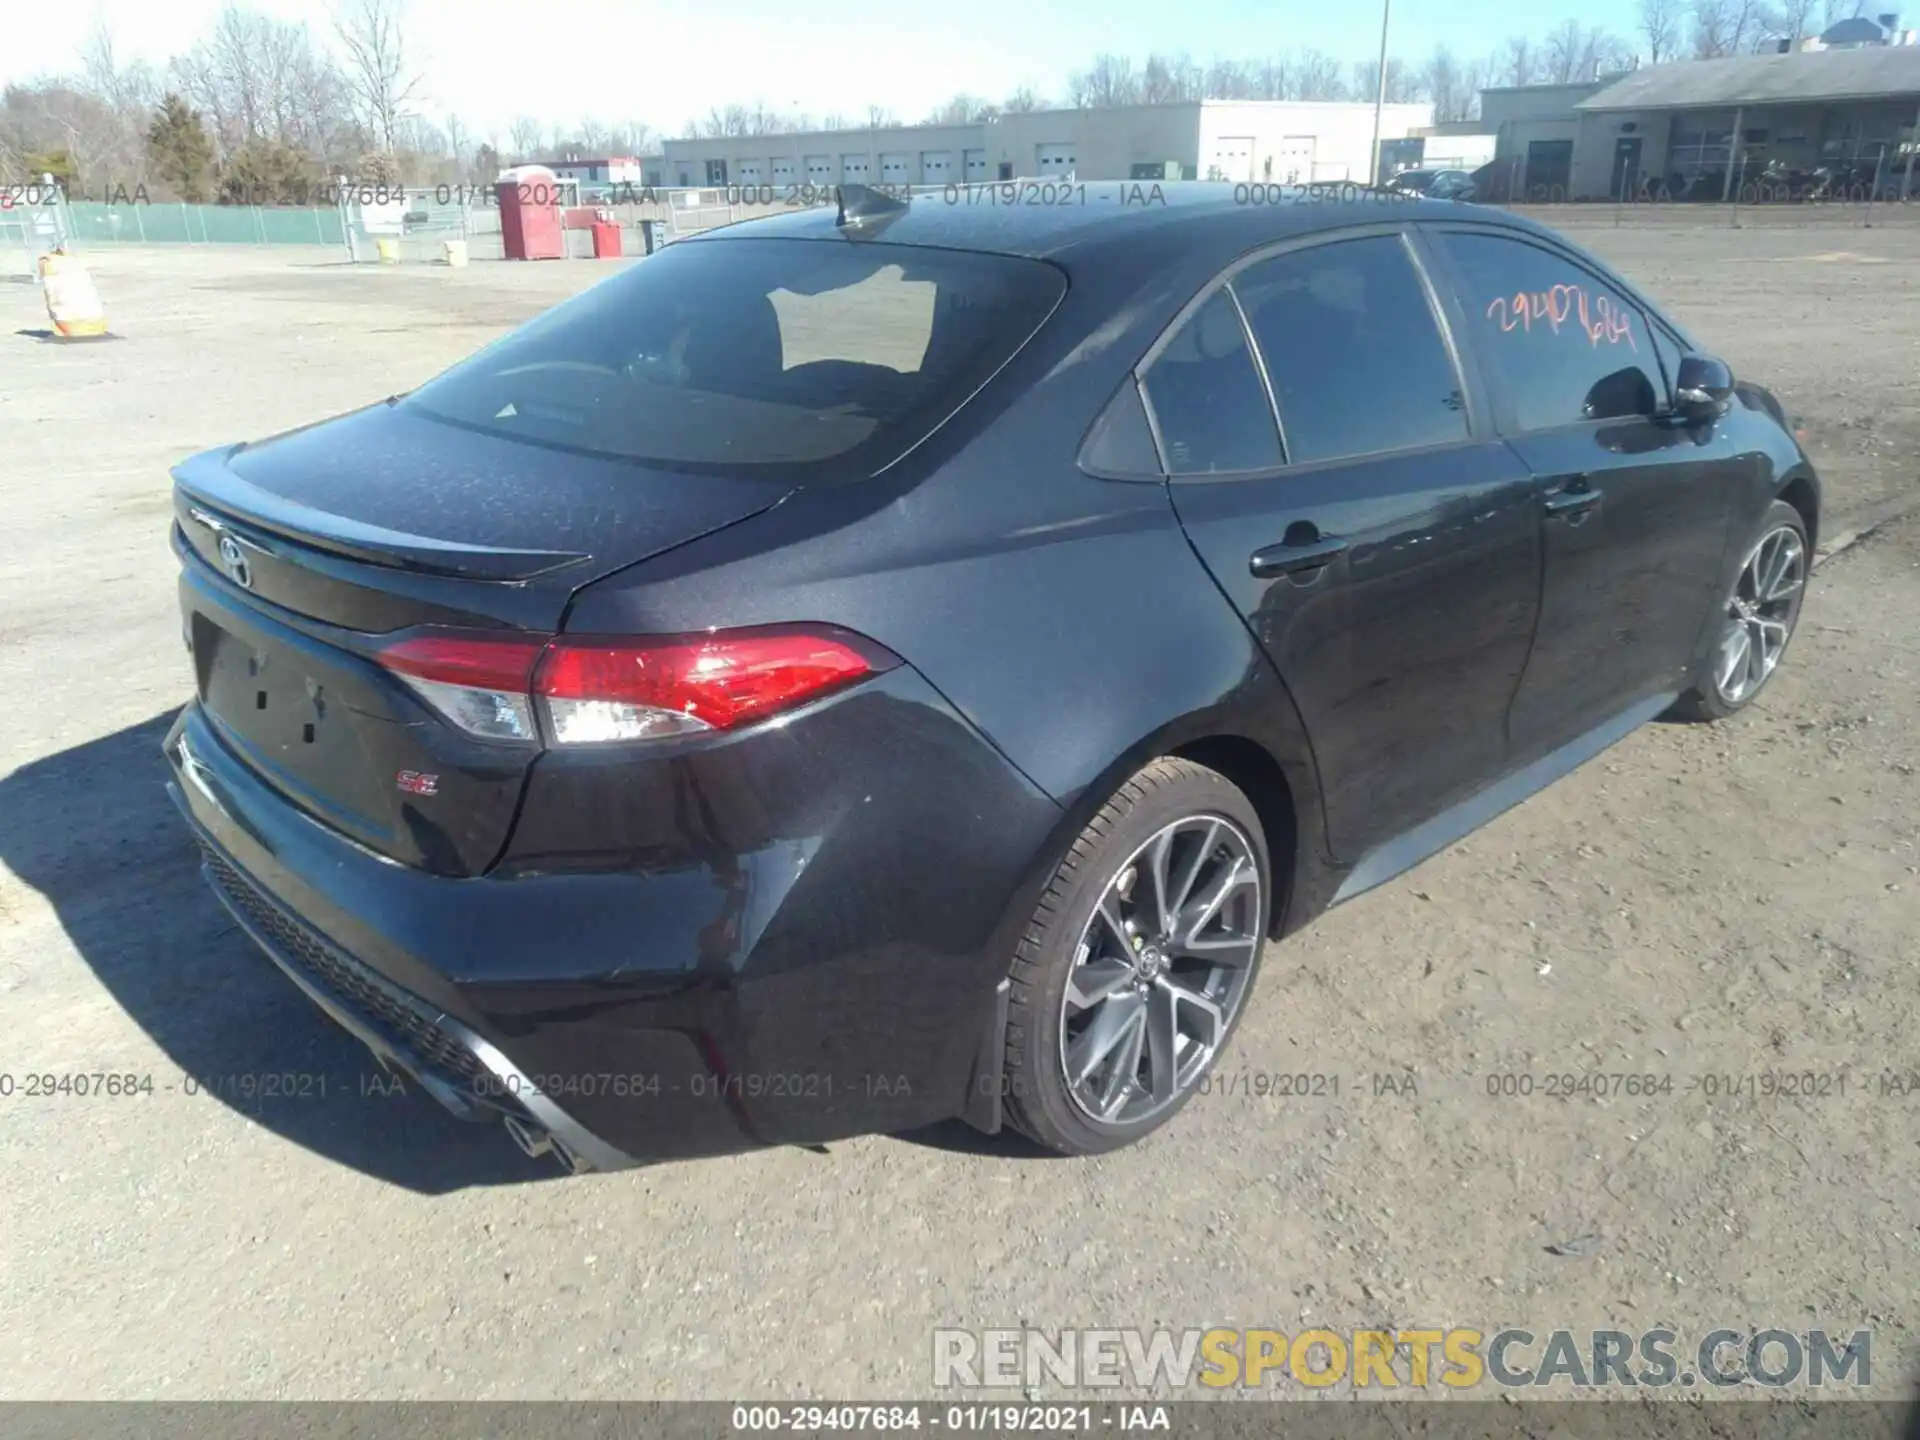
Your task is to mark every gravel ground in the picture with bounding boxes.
[0,229,1915,1404]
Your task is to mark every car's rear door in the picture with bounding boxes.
[1420,225,1740,760]
[1155,226,1540,865]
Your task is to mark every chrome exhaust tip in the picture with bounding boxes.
[503,1113,555,1160]
[503,1113,591,1174]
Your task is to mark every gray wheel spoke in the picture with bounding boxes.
[1158,975,1226,1053]
[1177,931,1259,966]
[1067,989,1146,1088]
[1718,624,1751,697]
[1178,855,1254,946]
[1144,985,1181,1104]
[1096,892,1132,955]
[1144,828,1176,937]
[1168,820,1219,920]
[1746,619,1768,690]
[1753,535,1783,598]
[1066,957,1134,1012]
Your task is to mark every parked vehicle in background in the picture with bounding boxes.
[1387,167,1478,201]
[163,183,1818,1173]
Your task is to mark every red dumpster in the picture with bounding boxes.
[590,220,622,259]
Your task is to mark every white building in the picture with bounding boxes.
[660,101,1435,190]
[538,155,648,187]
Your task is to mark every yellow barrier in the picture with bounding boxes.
[376,237,399,265]
[37,251,108,337]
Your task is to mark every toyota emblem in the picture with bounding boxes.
[217,534,253,589]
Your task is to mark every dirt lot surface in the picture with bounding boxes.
[0,227,1916,1404]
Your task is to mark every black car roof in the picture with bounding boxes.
[687,180,1553,268]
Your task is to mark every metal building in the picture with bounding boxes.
[659,101,1435,191]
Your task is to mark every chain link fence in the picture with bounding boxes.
[0,187,73,278]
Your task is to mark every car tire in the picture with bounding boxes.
[1003,757,1270,1156]
[1670,499,1810,723]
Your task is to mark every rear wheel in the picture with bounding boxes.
[1004,758,1269,1156]
[1671,500,1809,722]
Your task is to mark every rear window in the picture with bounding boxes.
[404,237,1064,480]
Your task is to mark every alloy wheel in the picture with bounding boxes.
[1714,524,1805,706]
[1057,815,1263,1126]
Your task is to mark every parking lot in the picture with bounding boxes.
[1,219,1916,1401]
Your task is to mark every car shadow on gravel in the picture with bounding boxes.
[0,711,559,1194]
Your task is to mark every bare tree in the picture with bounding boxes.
[1459,54,1495,118]
[1761,0,1820,46]
[332,0,422,153]
[1204,58,1254,100]
[1349,57,1415,102]
[1423,46,1468,122]
[1821,0,1865,23]
[1640,0,1684,61]
[169,8,361,167]
[1691,0,1737,54]
[1139,53,1205,104]
[925,94,994,125]
[1000,87,1046,112]
[1294,49,1348,99]
[1503,36,1538,86]
[507,115,544,158]
[1069,54,1140,107]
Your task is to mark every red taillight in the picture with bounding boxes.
[378,635,546,691]
[536,630,883,743]
[378,634,546,742]
[377,627,889,746]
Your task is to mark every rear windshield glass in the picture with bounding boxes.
[404,237,1064,480]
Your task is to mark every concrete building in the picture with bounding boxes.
[658,101,1434,191]
[1476,44,1920,200]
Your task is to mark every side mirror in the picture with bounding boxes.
[1674,353,1735,420]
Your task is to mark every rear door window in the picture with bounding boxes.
[1230,234,1470,466]
[1140,290,1283,475]
[1434,230,1667,433]
[404,237,1064,481]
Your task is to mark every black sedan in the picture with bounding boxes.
[164,183,1818,1169]
[1387,167,1478,201]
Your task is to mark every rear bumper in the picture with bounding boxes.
[163,664,1061,1165]
[184,822,634,1172]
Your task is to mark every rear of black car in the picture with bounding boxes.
[165,234,1068,1168]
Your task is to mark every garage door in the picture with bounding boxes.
[772,157,796,184]
[1210,136,1254,182]
[737,160,763,185]
[964,148,988,180]
[1275,135,1315,185]
[920,150,954,184]
[806,155,834,183]
[841,154,870,180]
[879,152,915,184]
[1035,142,1077,174]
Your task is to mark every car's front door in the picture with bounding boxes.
[1425,226,1741,761]
[1149,228,1541,865]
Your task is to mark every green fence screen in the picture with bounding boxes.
[64,203,346,246]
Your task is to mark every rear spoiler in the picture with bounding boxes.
[172,447,590,583]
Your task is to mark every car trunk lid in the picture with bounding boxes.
[172,400,790,875]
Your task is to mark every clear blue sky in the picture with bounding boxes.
[10,0,1645,140]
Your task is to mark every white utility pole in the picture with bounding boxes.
[1369,0,1393,186]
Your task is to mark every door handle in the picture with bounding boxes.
[1249,534,1349,578]
[1544,477,1604,519]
